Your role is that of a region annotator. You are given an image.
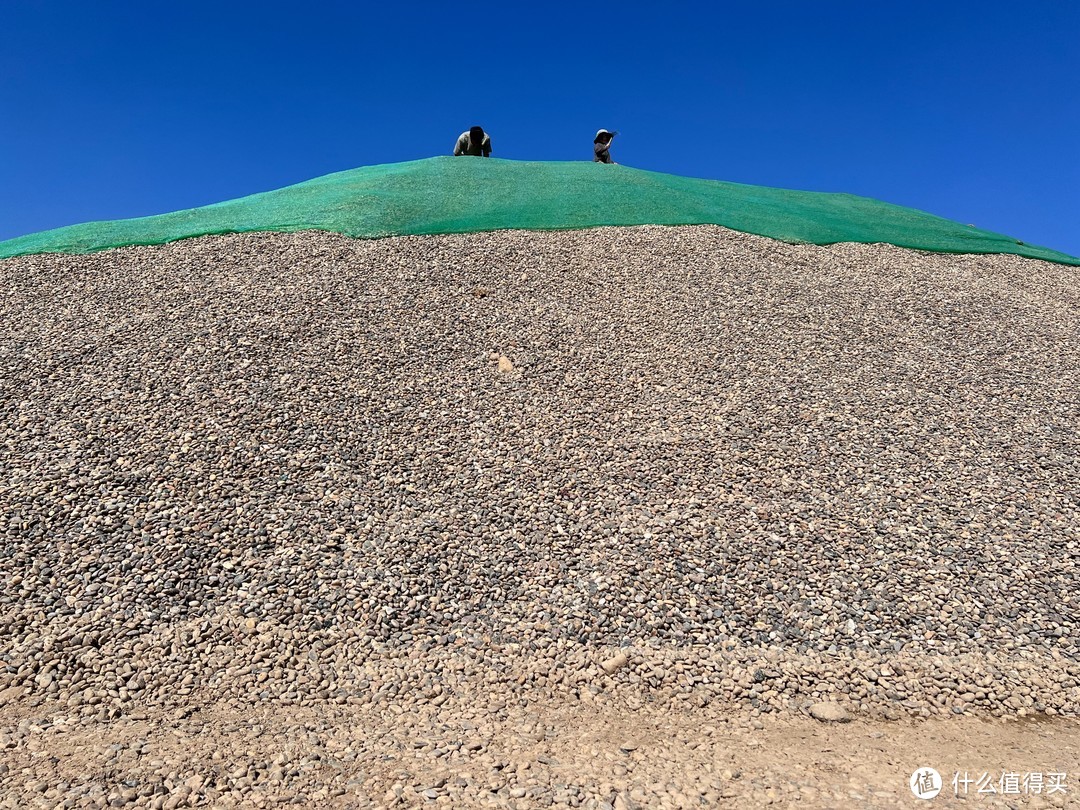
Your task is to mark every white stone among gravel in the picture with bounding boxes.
[809,702,852,722]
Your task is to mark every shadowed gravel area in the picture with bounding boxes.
[1,226,1078,807]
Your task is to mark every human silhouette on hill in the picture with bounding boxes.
[454,126,492,157]
[594,129,617,164]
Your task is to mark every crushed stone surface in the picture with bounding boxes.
[1,226,1078,807]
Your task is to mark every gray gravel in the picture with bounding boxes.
[1,225,1079,804]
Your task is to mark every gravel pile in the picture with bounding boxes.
[1,225,1078,804]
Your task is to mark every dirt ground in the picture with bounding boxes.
[2,698,1078,809]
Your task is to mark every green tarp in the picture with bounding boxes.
[2,157,1077,265]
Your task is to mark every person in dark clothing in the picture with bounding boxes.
[454,126,492,157]
[593,129,617,163]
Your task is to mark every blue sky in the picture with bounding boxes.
[2,1,1077,255]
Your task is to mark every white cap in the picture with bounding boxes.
[596,129,613,138]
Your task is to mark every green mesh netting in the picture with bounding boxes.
[2,157,1077,265]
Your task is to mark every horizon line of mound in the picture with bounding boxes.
[1,156,1077,265]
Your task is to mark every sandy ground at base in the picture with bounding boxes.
[2,699,1078,809]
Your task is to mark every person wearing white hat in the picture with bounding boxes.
[593,129,617,164]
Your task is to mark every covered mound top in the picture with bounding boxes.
[1,156,1077,264]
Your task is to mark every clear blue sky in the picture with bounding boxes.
[3,1,1078,255]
